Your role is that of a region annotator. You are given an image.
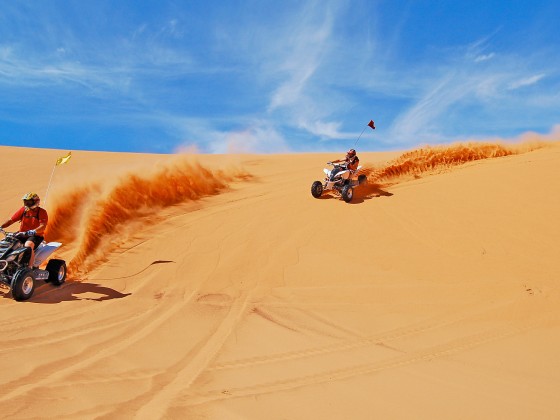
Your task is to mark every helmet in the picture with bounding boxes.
[346,149,356,158]
[22,192,40,209]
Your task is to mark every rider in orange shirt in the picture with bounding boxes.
[1,193,48,268]
[331,148,360,171]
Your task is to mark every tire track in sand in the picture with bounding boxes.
[181,313,547,407]
[132,292,252,420]
[208,296,521,372]
[0,288,198,406]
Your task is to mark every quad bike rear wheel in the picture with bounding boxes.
[341,185,354,203]
[12,268,35,301]
[311,181,323,198]
[46,259,67,286]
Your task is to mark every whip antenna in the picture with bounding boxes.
[44,151,72,207]
[353,120,376,148]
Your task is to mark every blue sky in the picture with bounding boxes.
[1,0,559,154]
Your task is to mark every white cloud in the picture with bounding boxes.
[296,118,355,140]
[267,10,334,112]
[508,73,546,90]
[268,64,317,111]
[218,125,289,154]
[164,115,290,154]
[389,73,472,143]
[475,52,495,62]
[0,50,131,94]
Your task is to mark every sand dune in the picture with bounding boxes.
[0,141,559,419]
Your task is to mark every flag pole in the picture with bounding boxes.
[44,151,72,208]
[43,165,57,208]
[353,126,368,148]
[353,120,376,148]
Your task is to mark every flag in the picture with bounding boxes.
[368,120,376,130]
[55,151,72,166]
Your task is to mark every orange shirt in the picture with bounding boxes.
[11,207,48,233]
[346,155,360,171]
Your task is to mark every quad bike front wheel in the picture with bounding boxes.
[46,259,67,286]
[12,268,36,301]
[311,181,323,198]
[341,185,354,203]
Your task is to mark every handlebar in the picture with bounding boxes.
[0,228,17,239]
[327,162,348,168]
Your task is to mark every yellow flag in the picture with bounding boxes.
[55,151,72,166]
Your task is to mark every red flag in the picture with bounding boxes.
[368,120,376,130]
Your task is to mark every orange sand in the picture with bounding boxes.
[1,141,559,419]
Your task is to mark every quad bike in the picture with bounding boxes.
[311,162,367,203]
[0,228,67,301]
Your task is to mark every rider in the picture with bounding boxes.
[330,148,360,171]
[0,193,48,268]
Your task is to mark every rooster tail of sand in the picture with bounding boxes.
[366,140,554,186]
[45,158,251,277]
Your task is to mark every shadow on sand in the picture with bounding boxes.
[351,183,394,204]
[0,260,176,303]
[0,281,131,303]
[316,183,393,204]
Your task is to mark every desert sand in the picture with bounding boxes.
[0,140,559,419]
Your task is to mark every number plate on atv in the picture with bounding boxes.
[33,269,49,281]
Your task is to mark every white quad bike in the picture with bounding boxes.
[311,162,367,203]
[0,228,67,301]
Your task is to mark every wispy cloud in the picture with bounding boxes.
[296,119,356,140]
[217,124,290,154]
[267,6,334,112]
[168,116,289,154]
[381,23,560,147]
[0,51,129,92]
[388,73,471,144]
[474,52,496,62]
[508,73,546,90]
[0,8,197,95]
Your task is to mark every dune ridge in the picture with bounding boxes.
[45,158,252,275]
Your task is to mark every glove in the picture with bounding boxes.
[327,161,332,165]
[26,229,36,236]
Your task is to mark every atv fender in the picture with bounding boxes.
[33,242,62,267]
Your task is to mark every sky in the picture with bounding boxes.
[1,0,559,154]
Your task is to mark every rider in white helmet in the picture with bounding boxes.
[1,192,49,268]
